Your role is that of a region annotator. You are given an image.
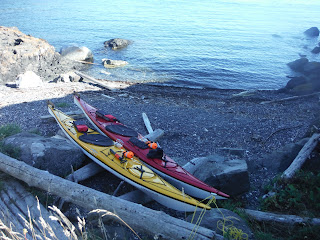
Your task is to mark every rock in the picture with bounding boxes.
[287,58,309,72]
[16,71,43,88]
[303,61,320,75]
[261,138,308,173]
[102,59,128,68]
[3,132,86,177]
[104,38,130,50]
[284,76,307,90]
[186,208,254,240]
[311,46,320,54]
[0,26,82,84]
[52,71,82,83]
[304,27,319,37]
[219,148,246,158]
[309,73,320,90]
[60,46,94,62]
[191,154,250,197]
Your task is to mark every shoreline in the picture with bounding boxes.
[1,81,319,208]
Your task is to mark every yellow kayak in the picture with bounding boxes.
[48,102,210,212]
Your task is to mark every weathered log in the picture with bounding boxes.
[66,162,104,182]
[281,133,320,179]
[0,152,223,240]
[2,180,68,240]
[75,71,114,91]
[244,209,320,226]
[144,128,164,142]
[0,192,30,239]
[119,190,152,204]
[142,112,154,134]
[260,91,320,104]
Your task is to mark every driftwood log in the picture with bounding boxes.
[244,209,320,226]
[0,152,223,240]
[75,71,115,91]
[0,179,68,240]
[281,133,320,179]
[260,91,320,104]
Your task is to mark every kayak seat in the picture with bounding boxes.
[96,110,119,122]
[73,120,88,133]
[79,134,114,147]
[129,137,149,149]
[105,125,138,137]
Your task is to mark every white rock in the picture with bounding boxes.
[16,71,43,88]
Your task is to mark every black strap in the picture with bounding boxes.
[134,166,145,179]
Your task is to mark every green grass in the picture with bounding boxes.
[251,170,320,240]
[261,171,320,217]
[0,124,22,158]
[55,102,70,108]
[0,124,21,141]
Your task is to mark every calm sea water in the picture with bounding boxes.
[1,0,320,89]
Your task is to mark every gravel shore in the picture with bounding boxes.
[1,81,319,208]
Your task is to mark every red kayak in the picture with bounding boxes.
[74,94,229,200]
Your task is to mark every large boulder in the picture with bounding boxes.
[15,71,43,88]
[0,26,81,84]
[60,46,93,62]
[191,154,250,197]
[303,61,320,75]
[3,132,86,177]
[104,38,130,50]
[284,76,307,90]
[304,27,319,37]
[287,58,309,72]
[311,46,320,54]
[186,208,254,239]
[261,138,308,173]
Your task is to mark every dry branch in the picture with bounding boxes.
[244,209,320,226]
[65,162,104,182]
[281,133,320,179]
[260,91,320,104]
[0,152,222,240]
[144,128,164,142]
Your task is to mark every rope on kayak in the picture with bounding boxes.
[188,196,249,240]
[188,195,215,240]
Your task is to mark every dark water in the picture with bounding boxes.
[1,0,320,89]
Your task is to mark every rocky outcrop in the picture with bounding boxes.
[0,26,82,84]
[304,27,319,37]
[102,59,128,68]
[191,154,250,197]
[261,138,308,173]
[104,38,130,50]
[60,46,93,62]
[285,57,320,93]
[311,46,320,54]
[287,58,309,72]
[3,132,86,177]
